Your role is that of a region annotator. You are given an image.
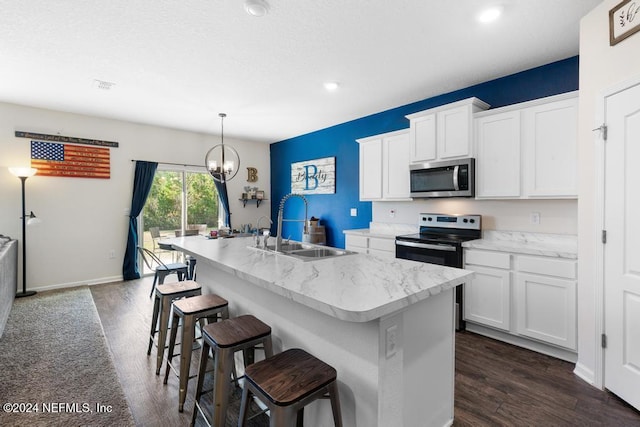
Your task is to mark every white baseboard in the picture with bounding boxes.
[29,275,124,293]
[573,362,598,388]
[465,322,578,363]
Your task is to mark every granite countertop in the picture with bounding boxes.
[462,231,578,260]
[343,222,419,239]
[167,235,473,323]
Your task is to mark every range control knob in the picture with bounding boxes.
[470,219,475,224]
[463,218,468,223]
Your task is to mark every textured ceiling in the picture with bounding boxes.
[0,0,601,143]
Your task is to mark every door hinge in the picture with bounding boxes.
[593,124,608,141]
[602,230,607,244]
[601,333,607,349]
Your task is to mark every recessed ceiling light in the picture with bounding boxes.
[477,6,503,23]
[244,0,270,17]
[324,81,340,92]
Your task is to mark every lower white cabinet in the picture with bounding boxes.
[464,248,577,352]
[464,265,511,331]
[345,234,395,258]
[515,273,576,349]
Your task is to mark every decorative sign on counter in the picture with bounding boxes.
[30,140,111,179]
[291,157,335,194]
[610,0,640,45]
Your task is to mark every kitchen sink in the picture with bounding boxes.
[265,242,307,252]
[287,248,351,258]
[249,242,355,261]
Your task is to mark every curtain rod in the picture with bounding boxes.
[130,159,205,168]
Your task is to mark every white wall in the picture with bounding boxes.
[0,102,270,291]
[373,199,577,234]
[577,1,640,386]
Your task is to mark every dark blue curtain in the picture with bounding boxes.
[212,174,231,228]
[123,161,158,280]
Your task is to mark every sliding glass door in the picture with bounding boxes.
[141,167,219,273]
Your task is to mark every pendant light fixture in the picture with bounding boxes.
[205,113,240,183]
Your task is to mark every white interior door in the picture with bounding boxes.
[604,82,640,410]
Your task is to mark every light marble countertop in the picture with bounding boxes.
[343,222,418,239]
[462,231,578,259]
[166,235,473,322]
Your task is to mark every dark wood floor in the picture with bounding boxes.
[91,277,640,426]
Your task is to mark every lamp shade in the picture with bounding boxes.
[9,167,37,178]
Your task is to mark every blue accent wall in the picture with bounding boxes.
[270,56,579,248]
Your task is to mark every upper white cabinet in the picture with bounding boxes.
[475,111,521,198]
[357,129,411,201]
[474,91,578,199]
[406,98,490,163]
[521,97,578,197]
[358,137,383,200]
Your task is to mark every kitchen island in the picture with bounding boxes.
[167,235,474,426]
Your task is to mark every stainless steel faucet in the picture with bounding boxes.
[275,193,308,252]
[256,215,273,248]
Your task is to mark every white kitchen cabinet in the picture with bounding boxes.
[463,248,577,352]
[408,113,436,162]
[406,97,489,163]
[473,91,578,199]
[515,273,577,350]
[463,249,511,331]
[345,234,368,254]
[521,96,578,197]
[357,129,411,201]
[474,110,521,198]
[358,137,383,200]
[345,233,396,258]
[464,265,511,331]
[368,237,396,258]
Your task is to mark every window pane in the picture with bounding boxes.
[145,171,182,233]
[186,172,219,233]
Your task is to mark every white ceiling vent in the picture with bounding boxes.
[92,79,116,91]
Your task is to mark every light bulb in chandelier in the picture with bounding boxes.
[205,113,240,182]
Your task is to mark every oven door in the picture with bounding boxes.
[395,239,465,330]
[395,240,462,267]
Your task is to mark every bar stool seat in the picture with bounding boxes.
[147,280,202,375]
[191,314,274,427]
[164,293,229,412]
[239,348,343,427]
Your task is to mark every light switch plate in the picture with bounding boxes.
[350,208,357,217]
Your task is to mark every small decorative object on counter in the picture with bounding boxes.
[306,217,326,245]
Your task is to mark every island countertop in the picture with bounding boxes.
[166,235,473,323]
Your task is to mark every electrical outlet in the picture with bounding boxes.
[109,249,115,259]
[386,325,398,358]
[530,212,540,225]
[350,208,357,217]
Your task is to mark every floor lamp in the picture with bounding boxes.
[9,167,38,298]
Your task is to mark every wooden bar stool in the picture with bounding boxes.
[238,348,343,427]
[191,314,274,427]
[164,293,229,412]
[147,280,202,375]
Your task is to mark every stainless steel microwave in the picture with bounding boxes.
[409,158,475,198]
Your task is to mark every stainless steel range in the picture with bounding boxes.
[395,213,481,330]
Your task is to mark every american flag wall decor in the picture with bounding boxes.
[30,140,111,179]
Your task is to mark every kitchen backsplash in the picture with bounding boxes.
[371,198,577,235]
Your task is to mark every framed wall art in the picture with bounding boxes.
[610,0,640,45]
[290,156,335,194]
